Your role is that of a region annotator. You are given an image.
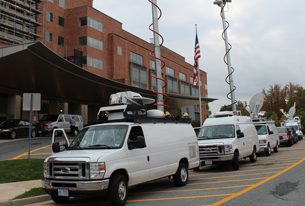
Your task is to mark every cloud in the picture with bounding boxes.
[93,0,305,115]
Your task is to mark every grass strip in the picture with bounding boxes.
[12,187,46,200]
[0,159,44,183]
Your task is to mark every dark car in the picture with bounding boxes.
[287,126,298,144]
[277,126,293,146]
[0,119,36,139]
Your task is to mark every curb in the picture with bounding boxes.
[0,195,51,206]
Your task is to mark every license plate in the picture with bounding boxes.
[38,131,42,133]
[58,189,69,197]
[205,160,212,165]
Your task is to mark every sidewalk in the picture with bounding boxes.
[0,180,51,206]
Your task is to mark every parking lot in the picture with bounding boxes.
[18,138,305,206]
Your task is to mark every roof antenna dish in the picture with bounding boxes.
[288,102,296,118]
[247,93,264,118]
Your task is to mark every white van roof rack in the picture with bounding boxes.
[94,91,191,125]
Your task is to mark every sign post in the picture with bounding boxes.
[23,93,41,159]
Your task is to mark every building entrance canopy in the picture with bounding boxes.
[0,41,216,108]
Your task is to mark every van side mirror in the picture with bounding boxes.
[136,136,146,148]
[237,130,244,138]
[52,142,68,153]
[128,136,146,150]
[269,131,274,134]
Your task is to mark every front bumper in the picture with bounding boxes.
[200,154,234,165]
[258,145,267,153]
[42,178,109,194]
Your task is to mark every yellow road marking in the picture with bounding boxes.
[190,166,288,177]
[189,177,266,185]
[10,144,51,160]
[127,193,235,202]
[210,157,305,206]
[131,184,253,195]
[192,171,277,180]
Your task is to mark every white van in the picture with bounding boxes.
[42,92,199,206]
[253,119,280,156]
[36,114,83,136]
[197,111,259,170]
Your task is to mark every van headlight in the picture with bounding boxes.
[259,140,267,144]
[90,163,106,179]
[44,162,49,177]
[224,144,232,154]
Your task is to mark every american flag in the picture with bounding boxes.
[193,31,201,86]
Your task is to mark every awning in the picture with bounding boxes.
[0,41,217,108]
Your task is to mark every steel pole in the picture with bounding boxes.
[28,94,33,160]
[219,2,236,112]
[151,0,163,111]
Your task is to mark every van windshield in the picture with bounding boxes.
[39,115,58,121]
[68,125,128,150]
[197,125,235,139]
[255,125,267,135]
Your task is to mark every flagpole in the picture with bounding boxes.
[196,24,202,126]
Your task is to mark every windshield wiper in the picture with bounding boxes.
[214,135,232,138]
[198,135,210,139]
[88,144,114,149]
[67,146,83,150]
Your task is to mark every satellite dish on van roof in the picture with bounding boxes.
[288,102,296,117]
[248,93,264,117]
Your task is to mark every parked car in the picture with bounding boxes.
[287,126,299,144]
[277,126,293,146]
[0,119,36,139]
[36,114,83,136]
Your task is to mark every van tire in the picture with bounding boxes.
[108,174,128,206]
[232,151,239,170]
[51,195,69,203]
[173,162,188,186]
[265,143,271,156]
[274,143,279,152]
[249,147,257,162]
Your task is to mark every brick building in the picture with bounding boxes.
[0,0,213,124]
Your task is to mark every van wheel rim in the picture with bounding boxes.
[181,167,187,182]
[118,181,126,200]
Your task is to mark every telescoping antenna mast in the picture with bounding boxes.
[214,0,237,112]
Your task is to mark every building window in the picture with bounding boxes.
[180,81,190,95]
[166,67,174,77]
[167,76,178,94]
[59,0,65,8]
[117,46,122,56]
[79,16,103,32]
[79,36,103,51]
[83,56,103,70]
[131,66,147,89]
[58,36,64,47]
[45,31,52,43]
[46,11,53,22]
[179,72,186,81]
[150,60,155,70]
[131,52,143,66]
[48,0,54,3]
[190,77,194,85]
[58,16,65,27]
[192,87,199,97]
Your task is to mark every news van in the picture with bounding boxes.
[197,111,259,170]
[42,91,199,206]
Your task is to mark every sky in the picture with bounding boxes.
[93,0,305,115]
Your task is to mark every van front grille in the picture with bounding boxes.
[199,145,223,158]
[48,162,89,180]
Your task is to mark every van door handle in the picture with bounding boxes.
[147,155,150,162]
